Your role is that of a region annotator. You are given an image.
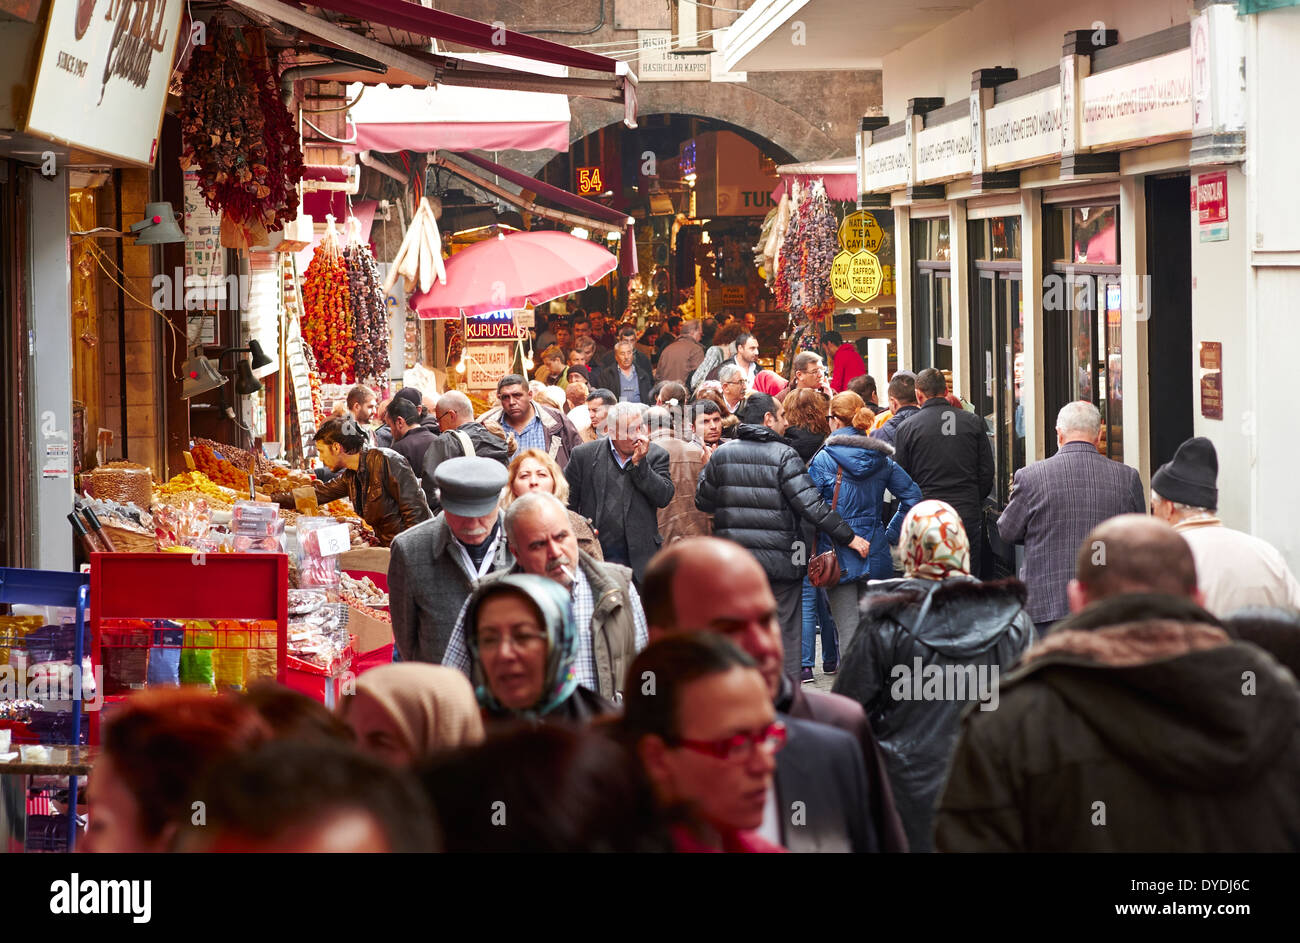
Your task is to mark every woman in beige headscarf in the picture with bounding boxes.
[340,664,484,768]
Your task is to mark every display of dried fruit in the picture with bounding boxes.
[191,444,254,490]
[179,27,304,250]
[343,240,391,383]
[301,223,355,384]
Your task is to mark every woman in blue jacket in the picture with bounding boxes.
[809,392,922,658]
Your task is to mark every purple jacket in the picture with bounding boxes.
[995,441,1146,622]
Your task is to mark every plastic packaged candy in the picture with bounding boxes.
[296,517,342,589]
[147,620,184,686]
[179,620,216,690]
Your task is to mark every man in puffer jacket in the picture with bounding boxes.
[696,393,870,678]
[935,514,1300,852]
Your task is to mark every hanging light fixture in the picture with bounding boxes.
[181,353,226,399]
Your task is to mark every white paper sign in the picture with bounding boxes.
[1079,49,1193,150]
[25,0,185,166]
[984,85,1063,169]
[315,523,352,557]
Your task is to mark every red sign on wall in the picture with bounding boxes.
[576,165,605,196]
[1196,171,1228,242]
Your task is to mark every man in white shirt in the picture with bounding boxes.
[1151,436,1300,617]
[718,363,748,415]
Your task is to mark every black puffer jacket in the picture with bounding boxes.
[695,424,854,582]
[831,575,1033,852]
[784,425,826,463]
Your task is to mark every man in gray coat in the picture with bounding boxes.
[565,402,674,585]
[995,401,1145,633]
[389,457,515,663]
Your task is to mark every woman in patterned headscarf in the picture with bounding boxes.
[464,574,617,724]
[829,499,1034,853]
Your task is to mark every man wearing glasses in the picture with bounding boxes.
[717,363,748,414]
[641,536,899,852]
[419,390,511,511]
[779,351,833,405]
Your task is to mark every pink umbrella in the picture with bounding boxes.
[410,230,618,319]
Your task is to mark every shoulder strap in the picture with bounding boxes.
[831,466,843,511]
[452,429,475,458]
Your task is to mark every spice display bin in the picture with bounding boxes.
[89,553,288,744]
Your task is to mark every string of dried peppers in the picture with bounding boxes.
[179,27,303,250]
[343,241,391,383]
[301,224,355,384]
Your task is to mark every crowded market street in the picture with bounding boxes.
[0,0,1296,920]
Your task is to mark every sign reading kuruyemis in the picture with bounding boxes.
[25,0,184,166]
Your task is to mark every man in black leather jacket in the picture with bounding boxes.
[695,393,869,678]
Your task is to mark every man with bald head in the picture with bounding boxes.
[996,400,1146,634]
[420,390,511,510]
[937,515,1300,852]
[643,537,907,852]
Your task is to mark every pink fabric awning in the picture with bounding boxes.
[773,158,859,202]
[352,120,570,154]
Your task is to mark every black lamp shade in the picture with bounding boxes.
[234,360,263,396]
[248,339,273,369]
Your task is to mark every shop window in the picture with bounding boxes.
[969,216,1025,506]
[1043,201,1123,462]
[911,218,951,370]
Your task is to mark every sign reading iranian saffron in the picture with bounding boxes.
[26,0,184,166]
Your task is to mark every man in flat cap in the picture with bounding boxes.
[1151,435,1300,617]
[389,456,515,663]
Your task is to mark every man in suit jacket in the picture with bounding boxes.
[389,457,515,663]
[565,402,674,585]
[597,340,654,404]
[995,400,1145,633]
[643,536,902,852]
[893,368,995,575]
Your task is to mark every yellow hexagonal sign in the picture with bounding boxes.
[839,211,884,254]
[831,251,855,304]
[848,250,883,302]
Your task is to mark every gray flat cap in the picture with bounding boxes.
[435,456,507,516]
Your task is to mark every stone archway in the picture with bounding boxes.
[498,70,879,178]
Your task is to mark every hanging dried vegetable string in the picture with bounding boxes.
[179,26,304,249]
[343,219,391,383]
[301,218,355,384]
[775,180,838,328]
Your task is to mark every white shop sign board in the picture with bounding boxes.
[465,344,514,392]
[984,85,1063,169]
[859,135,909,193]
[25,0,185,166]
[915,116,973,183]
[1079,49,1193,150]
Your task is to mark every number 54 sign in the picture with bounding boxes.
[576,165,604,196]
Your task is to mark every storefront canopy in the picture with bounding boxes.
[345,54,572,154]
[773,157,858,202]
[229,0,635,114]
[310,0,621,73]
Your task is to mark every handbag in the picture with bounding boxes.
[808,467,844,588]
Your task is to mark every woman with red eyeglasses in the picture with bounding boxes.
[616,632,787,853]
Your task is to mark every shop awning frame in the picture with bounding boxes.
[308,0,621,74]
[228,0,634,107]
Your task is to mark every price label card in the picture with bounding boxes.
[315,523,352,557]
